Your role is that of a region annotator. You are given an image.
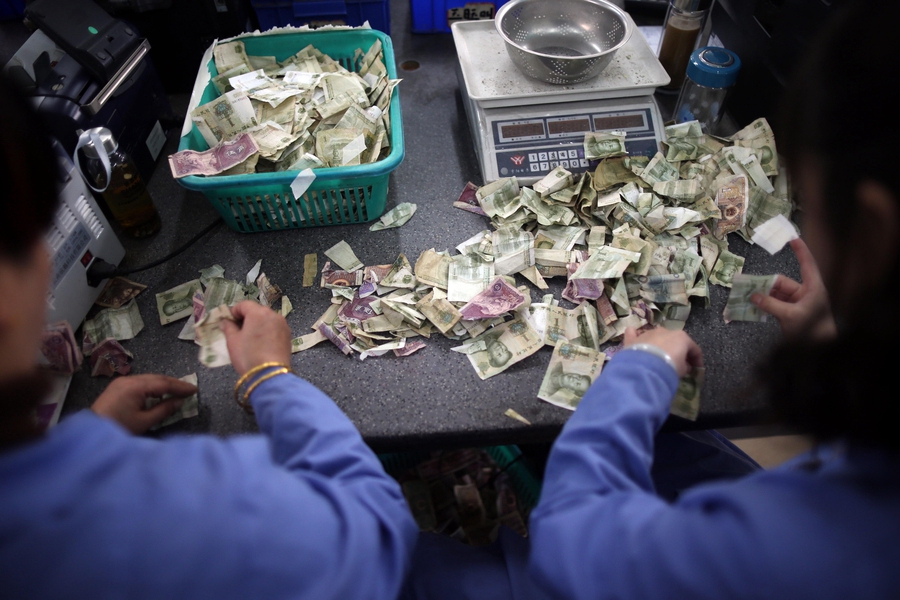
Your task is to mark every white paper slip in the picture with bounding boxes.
[751,214,798,254]
[290,168,316,200]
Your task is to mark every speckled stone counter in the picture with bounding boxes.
[59,0,799,452]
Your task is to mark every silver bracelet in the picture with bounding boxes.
[626,343,678,374]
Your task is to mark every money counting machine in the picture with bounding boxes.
[45,140,125,331]
[4,0,171,182]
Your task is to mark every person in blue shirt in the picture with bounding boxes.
[403,2,900,598]
[0,71,418,599]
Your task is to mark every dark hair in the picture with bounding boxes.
[761,0,900,451]
[0,69,59,260]
[0,72,60,447]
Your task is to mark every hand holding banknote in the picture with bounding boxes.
[221,301,292,375]
[750,239,837,341]
[623,326,703,378]
[91,375,198,434]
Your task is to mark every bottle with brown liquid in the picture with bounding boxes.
[658,0,712,91]
[75,127,161,238]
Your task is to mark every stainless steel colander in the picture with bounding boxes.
[495,0,632,85]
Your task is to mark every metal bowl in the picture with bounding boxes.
[495,0,632,85]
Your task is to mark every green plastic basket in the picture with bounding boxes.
[379,445,543,512]
[176,28,404,233]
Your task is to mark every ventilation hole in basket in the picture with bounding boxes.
[243,196,262,230]
[308,194,323,225]
[335,189,351,223]
[292,194,309,225]
[359,186,371,221]
[260,195,278,228]
[339,190,353,223]
[321,191,338,225]
[284,192,306,225]
[265,194,286,228]
[240,200,258,231]
[312,192,329,225]
[278,193,295,226]
[350,188,364,221]
[253,195,270,229]
[345,188,357,222]
[339,189,354,222]
[225,198,246,231]
[259,195,277,229]
[306,191,323,225]
[277,194,297,227]
[400,60,420,71]
[305,191,321,225]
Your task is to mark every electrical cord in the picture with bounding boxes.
[86,217,223,287]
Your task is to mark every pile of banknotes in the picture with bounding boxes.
[292,118,798,421]
[168,38,399,178]
[154,260,292,368]
[393,448,529,546]
[42,117,796,426]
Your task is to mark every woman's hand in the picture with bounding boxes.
[220,301,292,376]
[91,374,198,434]
[751,238,837,341]
[624,326,703,378]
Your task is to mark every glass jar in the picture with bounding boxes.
[74,127,161,238]
[658,0,713,91]
[674,47,741,135]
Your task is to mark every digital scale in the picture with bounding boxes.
[452,18,670,184]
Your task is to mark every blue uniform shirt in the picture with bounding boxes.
[0,373,418,599]
[530,350,900,599]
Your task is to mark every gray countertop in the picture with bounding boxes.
[59,0,799,452]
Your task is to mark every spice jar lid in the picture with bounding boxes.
[77,127,119,158]
[686,47,741,89]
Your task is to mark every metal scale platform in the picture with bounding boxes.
[452,17,670,184]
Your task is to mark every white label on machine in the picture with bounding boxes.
[146,121,166,161]
[448,3,496,27]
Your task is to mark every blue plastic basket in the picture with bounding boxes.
[251,0,390,34]
[176,28,403,233]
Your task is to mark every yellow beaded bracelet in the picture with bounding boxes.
[237,367,290,413]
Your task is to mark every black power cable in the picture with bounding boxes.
[86,217,223,287]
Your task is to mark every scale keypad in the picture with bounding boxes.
[495,138,659,179]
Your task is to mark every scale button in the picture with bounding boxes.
[550,161,559,168]
[580,159,589,167]
[568,149,578,159]
[528,153,538,162]
[530,163,540,172]
[540,161,549,171]
[538,152,548,161]
[548,151,558,160]
[560,160,569,168]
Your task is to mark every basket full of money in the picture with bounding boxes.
[379,446,541,544]
[174,27,403,233]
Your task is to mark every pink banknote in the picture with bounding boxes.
[459,277,525,320]
[168,133,260,178]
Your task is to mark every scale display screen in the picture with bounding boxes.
[480,98,663,183]
[593,114,646,131]
[548,118,591,135]
[498,121,545,141]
